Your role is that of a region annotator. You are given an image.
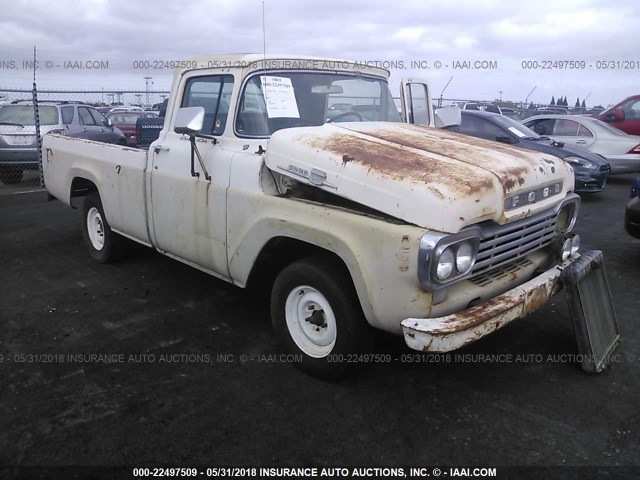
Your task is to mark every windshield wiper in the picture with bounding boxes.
[0,121,25,128]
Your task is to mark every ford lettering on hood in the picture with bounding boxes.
[266,122,574,232]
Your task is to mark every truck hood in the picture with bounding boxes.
[266,122,574,232]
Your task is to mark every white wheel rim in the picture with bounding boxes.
[284,285,337,358]
[87,206,105,251]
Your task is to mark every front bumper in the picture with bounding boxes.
[574,168,608,193]
[401,255,579,352]
[0,147,39,169]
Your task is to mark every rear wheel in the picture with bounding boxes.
[271,257,375,379]
[0,169,23,184]
[81,192,125,263]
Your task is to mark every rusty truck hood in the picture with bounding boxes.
[265,122,574,232]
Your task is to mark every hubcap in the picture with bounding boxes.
[87,207,105,251]
[284,285,337,358]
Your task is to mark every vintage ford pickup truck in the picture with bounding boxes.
[43,54,582,378]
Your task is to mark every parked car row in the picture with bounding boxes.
[445,110,610,193]
[522,115,640,174]
[0,101,127,184]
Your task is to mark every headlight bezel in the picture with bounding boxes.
[418,230,481,290]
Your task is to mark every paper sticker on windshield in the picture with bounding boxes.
[508,127,526,138]
[260,76,300,118]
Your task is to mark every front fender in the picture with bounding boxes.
[226,191,433,333]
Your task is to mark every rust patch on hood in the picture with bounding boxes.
[347,124,534,194]
[302,132,495,197]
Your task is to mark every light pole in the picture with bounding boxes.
[144,77,153,108]
[525,85,537,109]
[499,90,502,101]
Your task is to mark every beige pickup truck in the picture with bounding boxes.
[43,54,581,378]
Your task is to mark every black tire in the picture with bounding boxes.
[0,169,23,185]
[271,257,375,380]
[81,192,125,263]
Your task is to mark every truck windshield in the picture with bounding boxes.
[235,72,400,137]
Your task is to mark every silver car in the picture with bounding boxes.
[0,102,126,184]
[522,114,640,174]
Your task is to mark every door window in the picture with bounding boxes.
[61,106,74,124]
[181,75,234,135]
[78,107,97,126]
[552,119,580,136]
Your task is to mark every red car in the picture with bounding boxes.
[597,95,640,135]
[106,111,157,147]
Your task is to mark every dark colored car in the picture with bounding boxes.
[597,95,640,136]
[135,98,168,150]
[625,177,640,238]
[0,102,126,184]
[447,110,610,193]
[106,111,157,147]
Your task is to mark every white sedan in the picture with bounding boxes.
[522,114,640,174]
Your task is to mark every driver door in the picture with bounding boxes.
[149,74,234,278]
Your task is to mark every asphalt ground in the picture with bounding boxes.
[0,174,639,477]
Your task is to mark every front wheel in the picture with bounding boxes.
[271,257,375,379]
[81,192,125,263]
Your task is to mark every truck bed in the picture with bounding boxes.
[43,134,151,245]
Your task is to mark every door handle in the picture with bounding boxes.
[153,145,170,152]
[576,140,587,144]
[82,128,88,132]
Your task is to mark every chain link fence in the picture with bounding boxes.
[0,88,170,191]
[0,87,603,193]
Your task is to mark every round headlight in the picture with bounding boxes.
[571,234,580,255]
[455,242,474,274]
[561,237,572,261]
[436,247,455,281]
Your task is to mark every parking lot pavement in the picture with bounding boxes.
[0,176,639,470]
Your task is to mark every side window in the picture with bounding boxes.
[181,75,234,135]
[622,99,640,119]
[577,124,594,137]
[60,106,74,124]
[458,115,487,138]
[78,107,97,126]
[553,119,580,136]
[89,108,107,126]
[527,119,555,136]
[483,121,507,139]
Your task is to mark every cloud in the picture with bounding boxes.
[0,0,638,106]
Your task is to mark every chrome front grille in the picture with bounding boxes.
[472,210,560,275]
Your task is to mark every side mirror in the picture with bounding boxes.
[613,107,625,121]
[495,136,513,144]
[434,106,461,128]
[104,118,113,128]
[174,107,205,135]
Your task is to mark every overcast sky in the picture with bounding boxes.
[1,0,638,106]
